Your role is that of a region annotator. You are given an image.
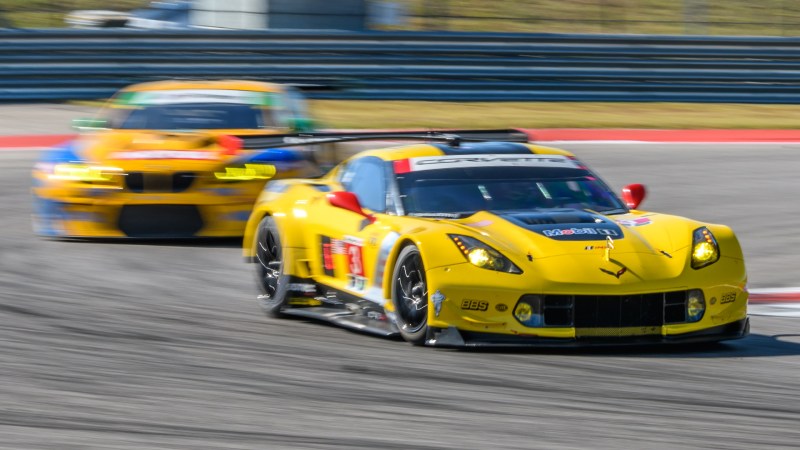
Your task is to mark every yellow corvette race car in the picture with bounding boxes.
[32,80,318,238]
[242,132,749,347]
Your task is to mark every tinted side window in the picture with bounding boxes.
[284,86,310,119]
[340,157,387,212]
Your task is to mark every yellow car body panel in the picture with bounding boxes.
[243,141,748,346]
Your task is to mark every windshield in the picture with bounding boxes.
[397,166,626,217]
[108,103,276,130]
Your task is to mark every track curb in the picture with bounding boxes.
[749,288,800,304]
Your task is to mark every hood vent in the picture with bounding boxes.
[508,209,599,225]
[499,209,624,241]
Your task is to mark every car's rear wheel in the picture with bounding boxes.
[391,245,429,345]
[255,216,290,318]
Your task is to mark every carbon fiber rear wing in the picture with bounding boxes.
[234,129,529,150]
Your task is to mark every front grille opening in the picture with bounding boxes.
[664,291,687,324]
[126,172,145,192]
[125,172,195,193]
[574,294,665,328]
[172,172,194,192]
[118,205,203,237]
[523,290,690,330]
[543,295,573,326]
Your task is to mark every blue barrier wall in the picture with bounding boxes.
[2,29,800,103]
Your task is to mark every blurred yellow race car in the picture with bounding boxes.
[242,132,749,347]
[32,80,319,238]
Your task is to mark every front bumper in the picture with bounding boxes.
[427,317,750,347]
[32,194,255,238]
[419,260,748,346]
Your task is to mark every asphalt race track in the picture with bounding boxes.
[1,113,800,448]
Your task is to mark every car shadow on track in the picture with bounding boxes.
[278,314,800,358]
[450,333,800,358]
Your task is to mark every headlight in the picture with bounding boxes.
[691,227,720,269]
[449,234,522,274]
[686,289,706,322]
[214,163,276,181]
[47,163,123,182]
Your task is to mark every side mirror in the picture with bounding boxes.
[287,117,315,133]
[327,192,376,223]
[72,118,110,130]
[621,183,646,209]
[217,135,243,155]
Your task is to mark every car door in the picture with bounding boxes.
[306,156,392,297]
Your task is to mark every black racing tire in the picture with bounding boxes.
[254,216,290,318]
[391,245,429,345]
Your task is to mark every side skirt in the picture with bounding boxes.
[281,277,400,338]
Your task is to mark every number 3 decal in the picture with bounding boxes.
[346,243,364,277]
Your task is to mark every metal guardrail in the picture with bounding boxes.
[2,29,800,103]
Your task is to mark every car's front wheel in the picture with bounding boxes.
[254,216,290,318]
[391,245,429,345]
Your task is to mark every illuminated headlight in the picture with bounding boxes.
[691,227,720,269]
[686,289,706,322]
[47,163,123,182]
[214,163,276,181]
[513,295,544,327]
[449,234,522,274]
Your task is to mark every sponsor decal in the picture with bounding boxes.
[720,291,737,304]
[347,275,368,291]
[408,154,579,171]
[111,150,219,160]
[495,303,508,312]
[367,310,387,321]
[431,290,445,317]
[287,283,317,295]
[461,299,489,312]
[126,89,272,106]
[616,217,652,227]
[543,227,619,237]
